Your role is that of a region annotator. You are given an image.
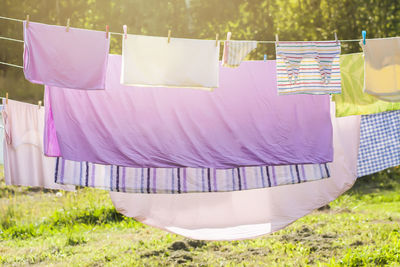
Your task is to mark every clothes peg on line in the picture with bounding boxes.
[167,29,171,43]
[106,25,109,39]
[264,54,267,62]
[362,30,366,45]
[334,31,338,45]
[5,92,8,105]
[26,14,30,28]
[38,100,42,109]
[123,25,127,39]
[216,33,219,47]
[275,34,279,46]
[226,32,232,42]
[66,18,70,32]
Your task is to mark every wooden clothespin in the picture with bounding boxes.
[26,15,30,28]
[38,100,42,109]
[123,25,127,40]
[362,30,366,45]
[167,29,171,43]
[334,31,338,45]
[106,25,109,39]
[215,33,219,47]
[275,34,279,46]
[66,18,70,32]
[5,92,8,105]
[226,32,232,42]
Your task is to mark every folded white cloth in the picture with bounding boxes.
[121,34,219,90]
[361,37,400,101]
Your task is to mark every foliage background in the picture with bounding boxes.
[0,0,399,102]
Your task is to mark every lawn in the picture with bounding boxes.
[0,166,399,266]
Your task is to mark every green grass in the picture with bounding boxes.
[0,166,399,266]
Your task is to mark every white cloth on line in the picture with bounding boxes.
[121,34,219,90]
[361,37,400,101]
[2,99,74,191]
[109,104,361,240]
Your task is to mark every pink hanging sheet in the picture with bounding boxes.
[24,21,109,90]
[45,55,333,168]
[109,109,360,240]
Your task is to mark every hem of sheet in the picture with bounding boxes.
[364,89,400,97]
[56,174,330,194]
[110,178,357,241]
[278,90,341,95]
[375,95,400,102]
[120,82,215,91]
[335,104,400,117]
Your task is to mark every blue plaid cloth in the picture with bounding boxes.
[357,110,400,177]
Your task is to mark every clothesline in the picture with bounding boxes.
[0,15,362,43]
[0,61,23,69]
[0,36,24,43]
[0,34,357,70]
[0,14,373,70]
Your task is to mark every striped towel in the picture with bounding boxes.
[276,41,341,95]
[222,41,258,67]
[54,158,330,194]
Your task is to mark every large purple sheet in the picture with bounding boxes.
[45,55,333,168]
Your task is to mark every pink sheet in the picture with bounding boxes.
[109,108,360,240]
[24,21,109,90]
[45,55,333,168]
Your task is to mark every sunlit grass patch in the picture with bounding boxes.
[0,166,399,266]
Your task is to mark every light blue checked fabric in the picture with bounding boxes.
[357,110,400,177]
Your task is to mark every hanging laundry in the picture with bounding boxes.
[54,158,330,193]
[360,37,400,102]
[0,105,4,164]
[2,99,74,190]
[222,40,258,67]
[45,55,333,168]
[375,94,400,102]
[44,87,61,157]
[333,53,400,117]
[23,21,109,90]
[109,108,360,240]
[276,41,341,95]
[121,34,219,90]
[357,110,400,177]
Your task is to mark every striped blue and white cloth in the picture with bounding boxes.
[276,41,341,95]
[357,110,400,177]
[55,158,331,194]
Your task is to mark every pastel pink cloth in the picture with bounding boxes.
[2,99,74,191]
[23,21,109,90]
[109,108,360,240]
[45,55,333,168]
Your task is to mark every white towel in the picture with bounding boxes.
[121,34,220,90]
[361,37,400,101]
